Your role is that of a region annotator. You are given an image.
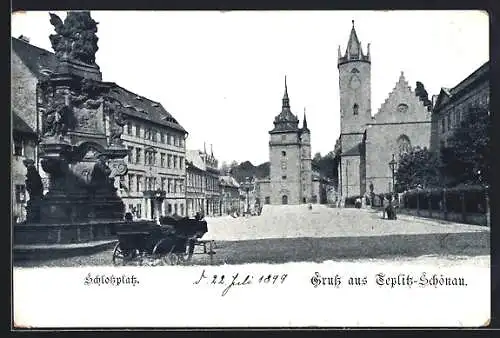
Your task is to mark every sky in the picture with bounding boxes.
[11,10,489,166]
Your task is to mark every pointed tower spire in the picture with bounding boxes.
[282,75,290,108]
[211,144,213,156]
[302,107,309,131]
[338,20,370,65]
[346,20,361,58]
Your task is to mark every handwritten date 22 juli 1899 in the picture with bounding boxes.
[193,269,288,296]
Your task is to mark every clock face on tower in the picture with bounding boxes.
[350,75,361,89]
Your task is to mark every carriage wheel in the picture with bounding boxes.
[112,242,126,265]
[163,252,180,265]
[112,243,139,265]
[178,242,194,263]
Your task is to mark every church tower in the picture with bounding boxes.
[338,20,371,198]
[269,77,305,205]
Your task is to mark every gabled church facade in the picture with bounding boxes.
[337,21,432,198]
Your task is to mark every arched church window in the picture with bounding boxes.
[350,75,361,89]
[351,68,360,73]
[397,135,412,156]
[353,104,359,115]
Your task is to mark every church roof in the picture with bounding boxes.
[270,76,300,133]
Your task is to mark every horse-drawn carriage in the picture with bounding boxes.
[112,214,215,265]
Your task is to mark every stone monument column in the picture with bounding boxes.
[34,11,129,224]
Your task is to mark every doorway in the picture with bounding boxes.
[282,195,288,205]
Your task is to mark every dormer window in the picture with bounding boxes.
[353,104,359,115]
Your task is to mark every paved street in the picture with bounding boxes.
[14,205,489,268]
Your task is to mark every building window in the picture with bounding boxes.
[136,175,143,192]
[441,118,445,133]
[13,138,23,156]
[167,133,171,145]
[167,178,172,193]
[170,135,174,145]
[127,146,134,163]
[152,129,157,142]
[281,161,287,170]
[353,103,359,115]
[179,180,184,193]
[281,135,286,141]
[160,132,165,143]
[174,203,178,215]
[397,135,412,156]
[15,184,26,203]
[447,112,452,131]
[135,148,142,164]
[281,151,286,157]
[282,175,287,180]
[180,204,184,216]
[128,174,134,192]
[173,155,178,169]
[160,153,165,167]
[179,156,183,170]
[265,196,270,204]
[135,124,141,137]
[167,154,172,168]
[161,177,166,191]
[136,204,142,218]
[126,122,132,135]
[167,204,172,214]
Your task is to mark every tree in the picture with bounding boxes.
[440,107,491,186]
[395,146,441,192]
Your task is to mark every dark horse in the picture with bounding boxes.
[158,213,208,256]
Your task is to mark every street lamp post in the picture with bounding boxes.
[478,169,490,227]
[389,154,397,195]
[345,160,349,199]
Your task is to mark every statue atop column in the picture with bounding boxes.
[49,11,99,66]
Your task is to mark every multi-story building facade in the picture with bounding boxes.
[185,147,221,217]
[185,150,206,217]
[219,172,241,215]
[11,36,188,222]
[430,61,490,153]
[117,86,188,220]
[200,146,220,216]
[12,112,38,223]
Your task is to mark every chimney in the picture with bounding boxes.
[18,35,30,43]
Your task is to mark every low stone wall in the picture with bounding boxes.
[14,220,156,245]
